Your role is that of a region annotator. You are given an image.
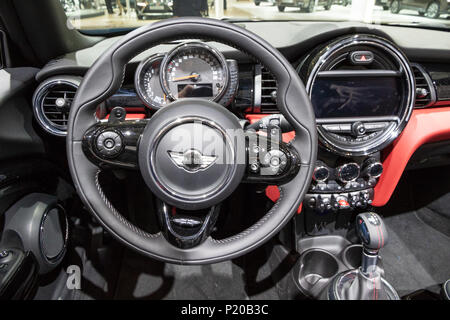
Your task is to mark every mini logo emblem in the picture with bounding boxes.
[168,149,218,172]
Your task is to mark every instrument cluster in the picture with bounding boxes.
[135,42,237,110]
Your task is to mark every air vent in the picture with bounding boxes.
[33,77,80,136]
[260,67,278,113]
[42,84,75,127]
[412,64,436,108]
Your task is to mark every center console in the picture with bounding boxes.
[293,34,415,231]
[305,155,382,214]
[248,34,415,222]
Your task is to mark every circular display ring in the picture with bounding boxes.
[135,53,170,109]
[160,42,229,103]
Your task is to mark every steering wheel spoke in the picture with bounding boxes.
[82,107,147,170]
[243,129,301,185]
[156,200,221,249]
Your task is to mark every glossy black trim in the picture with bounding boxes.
[82,119,147,169]
[317,70,401,78]
[425,63,450,102]
[156,201,221,249]
[244,134,301,185]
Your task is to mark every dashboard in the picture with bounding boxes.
[31,21,450,212]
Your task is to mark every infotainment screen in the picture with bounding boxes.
[311,76,402,119]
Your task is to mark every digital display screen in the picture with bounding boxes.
[311,76,402,118]
[177,84,213,98]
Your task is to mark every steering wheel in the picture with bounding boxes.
[67,17,317,264]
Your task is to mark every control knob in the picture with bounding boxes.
[261,149,288,175]
[336,162,360,183]
[362,158,383,179]
[95,131,123,158]
[312,162,329,182]
[352,122,366,136]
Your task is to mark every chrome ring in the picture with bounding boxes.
[366,162,383,179]
[32,76,80,137]
[337,162,360,183]
[134,53,167,109]
[39,204,69,264]
[304,35,415,156]
[160,42,230,103]
[313,165,330,182]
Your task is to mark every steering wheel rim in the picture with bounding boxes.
[67,17,317,264]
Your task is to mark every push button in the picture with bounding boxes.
[352,122,366,136]
[322,124,341,132]
[262,150,288,174]
[96,131,123,158]
[103,138,115,149]
[350,51,374,64]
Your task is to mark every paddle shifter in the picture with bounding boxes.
[324,212,400,300]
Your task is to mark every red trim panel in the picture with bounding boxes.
[105,113,146,120]
[373,107,450,206]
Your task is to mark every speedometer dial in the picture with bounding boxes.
[135,54,169,109]
[161,43,229,102]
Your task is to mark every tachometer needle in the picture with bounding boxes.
[172,74,199,81]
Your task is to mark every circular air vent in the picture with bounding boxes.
[299,34,415,156]
[32,76,80,136]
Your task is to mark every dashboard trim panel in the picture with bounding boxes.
[373,107,450,206]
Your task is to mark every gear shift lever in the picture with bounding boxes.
[323,212,399,300]
[356,212,388,276]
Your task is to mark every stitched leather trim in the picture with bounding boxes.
[94,170,160,239]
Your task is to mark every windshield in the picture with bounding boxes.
[61,0,450,31]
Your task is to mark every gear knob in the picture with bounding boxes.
[356,212,388,251]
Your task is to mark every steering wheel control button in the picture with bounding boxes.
[261,150,287,174]
[270,157,280,167]
[96,131,123,158]
[350,51,374,65]
[249,162,259,173]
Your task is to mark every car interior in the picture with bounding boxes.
[0,0,450,301]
